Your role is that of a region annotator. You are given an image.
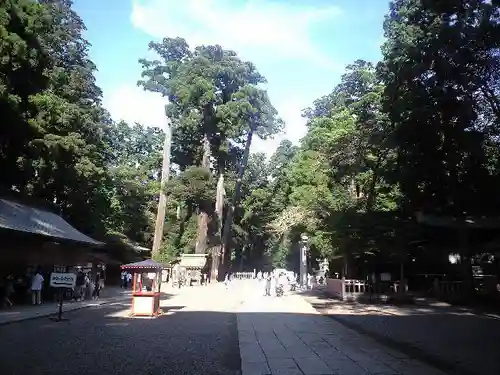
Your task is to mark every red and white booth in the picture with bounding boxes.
[121,259,164,317]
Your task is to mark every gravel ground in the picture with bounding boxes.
[0,295,241,375]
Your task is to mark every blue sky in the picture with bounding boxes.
[73,0,389,154]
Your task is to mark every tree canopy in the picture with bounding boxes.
[138,37,282,261]
[2,0,500,276]
[0,0,163,254]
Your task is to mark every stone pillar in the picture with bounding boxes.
[299,242,307,287]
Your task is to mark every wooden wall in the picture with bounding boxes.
[0,231,101,275]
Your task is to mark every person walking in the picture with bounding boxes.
[1,275,14,308]
[272,270,279,296]
[74,271,85,301]
[278,272,288,294]
[30,268,44,305]
[92,273,101,300]
[84,272,91,300]
[120,271,127,288]
[264,272,272,296]
[5,275,14,307]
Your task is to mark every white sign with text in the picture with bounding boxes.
[50,273,77,288]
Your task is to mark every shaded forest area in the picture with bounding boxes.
[2,0,500,299]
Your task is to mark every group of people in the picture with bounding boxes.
[1,267,104,308]
[74,270,102,301]
[120,271,133,288]
[256,269,321,296]
[256,270,294,297]
[0,268,45,307]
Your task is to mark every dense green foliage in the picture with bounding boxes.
[138,37,282,261]
[0,0,163,250]
[0,0,284,264]
[259,0,500,274]
[3,0,500,277]
[210,0,500,274]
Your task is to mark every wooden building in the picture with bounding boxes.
[0,197,104,276]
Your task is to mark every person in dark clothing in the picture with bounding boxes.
[2,276,15,307]
[92,274,101,300]
[74,271,85,301]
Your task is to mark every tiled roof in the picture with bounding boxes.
[179,254,207,269]
[0,198,103,246]
[121,259,164,270]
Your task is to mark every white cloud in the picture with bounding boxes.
[277,99,310,144]
[105,84,308,157]
[105,0,340,155]
[104,84,168,129]
[251,97,309,156]
[105,84,308,156]
[130,0,341,68]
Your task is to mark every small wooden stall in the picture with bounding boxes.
[121,259,164,317]
[179,254,208,286]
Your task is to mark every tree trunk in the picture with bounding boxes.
[195,133,211,254]
[366,149,389,212]
[209,173,225,280]
[399,261,405,294]
[152,115,172,257]
[175,204,192,250]
[458,228,474,297]
[366,171,378,211]
[220,128,254,276]
[239,246,244,271]
[195,212,209,254]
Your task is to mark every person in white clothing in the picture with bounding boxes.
[31,269,44,305]
[270,270,277,296]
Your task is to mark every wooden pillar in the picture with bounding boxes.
[458,227,473,296]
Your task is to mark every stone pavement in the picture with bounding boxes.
[237,287,449,375]
[304,291,500,375]
[0,286,130,325]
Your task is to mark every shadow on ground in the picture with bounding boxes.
[1,289,499,375]
[301,290,500,375]
[0,293,240,375]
